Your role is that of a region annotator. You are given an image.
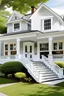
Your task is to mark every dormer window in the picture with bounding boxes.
[44,19,51,30]
[14,23,20,31]
[15,16,17,20]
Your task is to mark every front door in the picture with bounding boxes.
[23,42,34,59]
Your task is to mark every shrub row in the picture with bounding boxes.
[0,61,27,77]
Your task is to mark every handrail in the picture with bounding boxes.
[19,54,41,82]
[42,55,64,78]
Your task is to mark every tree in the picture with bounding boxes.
[0,10,10,34]
[0,0,48,14]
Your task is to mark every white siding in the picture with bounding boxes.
[7,21,28,33]
[7,23,13,33]
[31,6,64,32]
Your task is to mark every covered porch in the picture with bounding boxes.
[0,31,64,62]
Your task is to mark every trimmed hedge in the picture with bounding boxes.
[0,61,27,77]
[15,72,26,81]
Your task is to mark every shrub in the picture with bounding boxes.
[7,74,12,78]
[55,61,64,68]
[0,61,26,77]
[15,72,26,81]
[24,77,32,82]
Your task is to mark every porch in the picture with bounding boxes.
[0,38,64,62]
[0,31,64,62]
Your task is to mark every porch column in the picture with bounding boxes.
[16,38,21,59]
[0,41,2,56]
[48,37,53,62]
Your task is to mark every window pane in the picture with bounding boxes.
[53,43,57,50]
[5,52,8,55]
[44,19,51,30]
[40,43,48,51]
[30,46,32,53]
[10,44,13,50]
[59,42,63,49]
[25,46,27,52]
[14,23,20,31]
[5,44,8,50]
[11,51,16,55]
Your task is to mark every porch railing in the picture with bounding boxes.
[42,55,64,78]
[53,54,64,60]
[0,55,17,59]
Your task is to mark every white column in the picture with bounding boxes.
[16,38,21,58]
[0,41,2,56]
[49,37,53,56]
[48,37,53,63]
[37,42,40,59]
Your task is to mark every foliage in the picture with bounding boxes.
[7,74,13,78]
[55,61,64,68]
[0,0,48,14]
[0,61,25,77]
[0,10,10,34]
[0,77,18,84]
[24,77,32,82]
[15,72,26,81]
[0,82,64,96]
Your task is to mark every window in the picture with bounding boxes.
[40,43,48,51]
[59,42,63,49]
[25,46,27,52]
[5,44,8,50]
[30,46,32,53]
[10,44,16,55]
[10,44,13,50]
[14,23,20,31]
[44,19,51,30]
[5,44,8,56]
[53,43,57,50]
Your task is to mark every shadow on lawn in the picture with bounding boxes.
[28,85,64,96]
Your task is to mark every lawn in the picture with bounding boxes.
[0,82,64,96]
[0,77,18,84]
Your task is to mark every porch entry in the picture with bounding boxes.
[23,42,34,59]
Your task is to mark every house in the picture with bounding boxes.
[0,4,64,84]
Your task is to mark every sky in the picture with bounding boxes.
[6,0,64,15]
[45,0,64,15]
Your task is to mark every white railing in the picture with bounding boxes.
[42,55,64,78]
[19,54,41,82]
[0,55,17,59]
[53,54,64,60]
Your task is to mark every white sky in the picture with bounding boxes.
[45,0,64,15]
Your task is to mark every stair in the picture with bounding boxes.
[32,61,60,82]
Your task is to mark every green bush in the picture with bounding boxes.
[15,72,26,81]
[55,61,64,68]
[0,61,26,77]
[24,77,32,82]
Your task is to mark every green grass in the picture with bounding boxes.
[0,77,18,84]
[0,82,64,96]
[55,61,64,68]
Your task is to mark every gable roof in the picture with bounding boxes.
[30,4,64,24]
[6,11,32,26]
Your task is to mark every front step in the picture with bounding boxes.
[31,61,60,83]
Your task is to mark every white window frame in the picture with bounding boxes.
[13,22,21,32]
[41,16,53,32]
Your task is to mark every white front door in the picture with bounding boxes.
[23,42,34,59]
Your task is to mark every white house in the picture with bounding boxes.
[0,4,64,84]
